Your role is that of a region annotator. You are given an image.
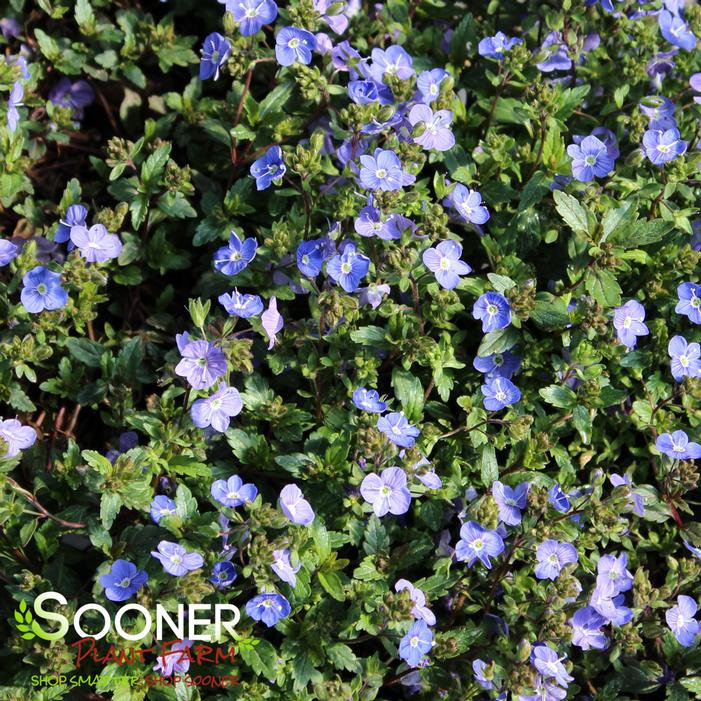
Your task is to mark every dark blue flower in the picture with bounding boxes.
[210,561,237,589]
[352,387,387,413]
[246,592,291,626]
[275,27,316,66]
[199,32,231,80]
[399,620,433,667]
[478,32,522,60]
[230,0,278,36]
[472,291,511,332]
[492,481,529,525]
[20,266,68,314]
[348,80,380,104]
[326,242,370,292]
[55,203,87,244]
[250,145,286,190]
[296,238,325,277]
[213,231,258,276]
[473,352,521,380]
[481,377,521,411]
[99,559,148,602]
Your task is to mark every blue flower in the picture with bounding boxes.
[532,645,573,688]
[536,32,571,72]
[666,595,699,647]
[676,282,701,324]
[326,242,370,292]
[358,148,415,191]
[659,10,697,51]
[360,467,412,517]
[211,475,259,507]
[643,127,687,165]
[246,592,291,627]
[0,239,18,266]
[20,266,69,314]
[296,238,324,277]
[567,134,615,181]
[569,607,608,650]
[366,45,415,84]
[472,292,512,332]
[271,548,301,587]
[174,340,227,390]
[613,300,649,349]
[481,376,521,411]
[229,0,278,35]
[191,383,243,433]
[596,552,633,595]
[535,540,578,580]
[492,481,529,526]
[376,412,420,448]
[548,484,571,513]
[472,659,494,689]
[422,240,472,290]
[478,32,522,60]
[398,620,433,667]
[151,541,204,577]
[408,104,455,152]
[275,27,316,66]
[55,203,87,244]
[352,387,387,413]
[250,145,286,190]
[348,80,380,105]
[210,561,237,589]
[70,224,122,263]
[199,32,231,80]
[6,81,23,133]
[150,495,177,523]
[473,351,521,380]
[99,559,148,602]
[668,335,701,381]
[455,521,504,569]
[656,430,701,460]
[446,184,490,225]
[213,231,258,276]
[218,290,264,317]
[416,68,449,103]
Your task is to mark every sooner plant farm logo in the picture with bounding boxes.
[13,592,241,643]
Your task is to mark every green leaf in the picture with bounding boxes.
[100,492,122,530]
[363,516,389,555]
[539,385,578,409]
[326,643,361,673]
[585,268,622,308]
[239,639,278,678]
[553,190,589,234]
[480,444,498,484]
[317,570,346,602]
[477,327,519,356]
[141,144,172,189]
[530,293,570,329]
[608,218,675,248]
[391,369,424,422]
[66,338,105,367]
[74,0,95,30]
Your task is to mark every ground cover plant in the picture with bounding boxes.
[1,0,701,699]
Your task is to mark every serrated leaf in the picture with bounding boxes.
[553,190,589,233]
